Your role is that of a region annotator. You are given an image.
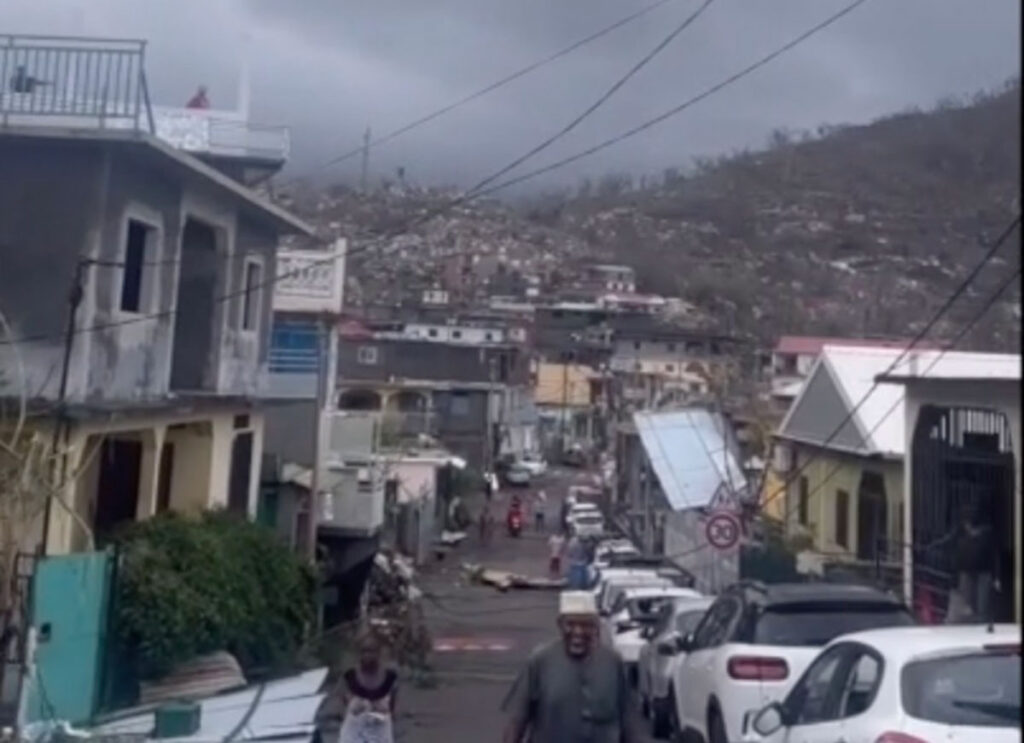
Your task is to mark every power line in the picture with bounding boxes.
[461,0,715,198]
[769,264,1021,528]
[756,214,1020,514]
[0,0,876,348]
[279,0,684,185]
[470,0,874,198]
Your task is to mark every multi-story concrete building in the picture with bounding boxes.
[0,35,310,554]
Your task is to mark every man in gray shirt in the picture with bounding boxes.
[502,591,636,743]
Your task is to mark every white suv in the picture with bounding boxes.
[672,581,914,743]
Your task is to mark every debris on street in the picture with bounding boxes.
[462,563,566,592]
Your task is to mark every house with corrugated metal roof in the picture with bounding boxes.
[769,346,909,574]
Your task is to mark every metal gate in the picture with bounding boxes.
[911,405,1015,623]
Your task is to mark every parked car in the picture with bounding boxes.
[672,582,915,743]
[562,443,588,467]
[594,539,640,568]
[603,585,703,685]
[567,501,600,523]
[638,595,714,738]
[503,463,531,486]
[742,623,1020,743]
[571,511,605,539]
[516,452,548,477]
[596,571,676,617]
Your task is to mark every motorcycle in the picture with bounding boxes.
[507,508,523,537]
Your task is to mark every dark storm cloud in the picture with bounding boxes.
[2,0,1019,192]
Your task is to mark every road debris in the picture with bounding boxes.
[461,563,566,592]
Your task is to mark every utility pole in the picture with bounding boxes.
[484,357,496,472]
[360,126,371,191]
[307,316,335,562]
[43,259,87,556]
[559,354,570,452]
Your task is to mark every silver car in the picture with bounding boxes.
[638,595,713,738]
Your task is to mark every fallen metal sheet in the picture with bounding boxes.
[138,651,246,706]
[91,668,328,742]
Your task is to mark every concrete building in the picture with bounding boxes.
[0,35,310,554]
[333,335,534,469]
[876,351,1020,624]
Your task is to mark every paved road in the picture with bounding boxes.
[394,468,655,742]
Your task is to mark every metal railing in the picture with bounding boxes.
[1,34,153,131]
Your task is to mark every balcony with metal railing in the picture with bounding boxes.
[1,34,289,165]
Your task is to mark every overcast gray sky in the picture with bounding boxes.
[2,0,1019,193]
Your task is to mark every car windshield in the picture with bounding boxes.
[627,596,675,622]
[902,651,1021,727]
[753,602,913,646]
[576,514,602,524]
[674,608,709,636]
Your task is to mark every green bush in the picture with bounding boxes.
[114,510,316,680]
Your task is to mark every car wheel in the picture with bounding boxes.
[707,708,728,743]
[651,697,671,739]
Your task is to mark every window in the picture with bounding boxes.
[753,604,912,647]
[665,364,675,373]
[120,219,154,313]
[452,330,462,339]
[798,477,810,525]
[485,332,494,341]
[901,651,1021,728]
[691,596,740,649]
[428,328,439,338]
[835,489,850,548]
[449,393,471,416]
[666,343,676,353]
[241,260,262,331]
[634,341,642,350]
[785,645,847,725]
[836,651,883,718]
[357,346,379,365]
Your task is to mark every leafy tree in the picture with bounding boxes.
[114,511,316,680]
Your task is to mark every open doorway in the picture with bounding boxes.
[911,406,1015,623]
[94,438,143,542]
[856,471,888,561]
[170,218,219,392]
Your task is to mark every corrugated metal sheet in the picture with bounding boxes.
[633,409,747,510]
[92,668,327,743]
[139,652,246,706]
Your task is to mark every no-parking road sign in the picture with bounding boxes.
[704,510,741,551]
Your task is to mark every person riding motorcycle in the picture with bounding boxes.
[506,497,524,535]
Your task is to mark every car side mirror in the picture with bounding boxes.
[751,702,786,736]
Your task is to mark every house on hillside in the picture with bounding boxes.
[615,409,748,593]
[0,35,310,556]
[533,361,606,456]
[769,346,909,575]
[875,351,1020,625]
[333,334,534,469]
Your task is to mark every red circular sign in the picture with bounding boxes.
[705,511,740,551]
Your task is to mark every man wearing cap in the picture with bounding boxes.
[502,591,636,743]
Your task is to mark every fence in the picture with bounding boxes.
[1,35,153,131]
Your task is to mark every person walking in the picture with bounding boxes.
[318,633,398,743]
[547,530,566,577]
[502,591,636,743]
[565,533,589,590]
[534,489,547,532]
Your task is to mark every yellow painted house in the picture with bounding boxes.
[767,346,909,564]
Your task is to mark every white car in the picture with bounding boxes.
[567,501,600,522]
[503,463,531,486]
[516,452,547,477]
[638,595,713,738]
[594,570,674,614]
[594,539,640,568]
[571,511,605,539]
[742,624,1021,743]
[603,586,702,683]
[672,582,914,743]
